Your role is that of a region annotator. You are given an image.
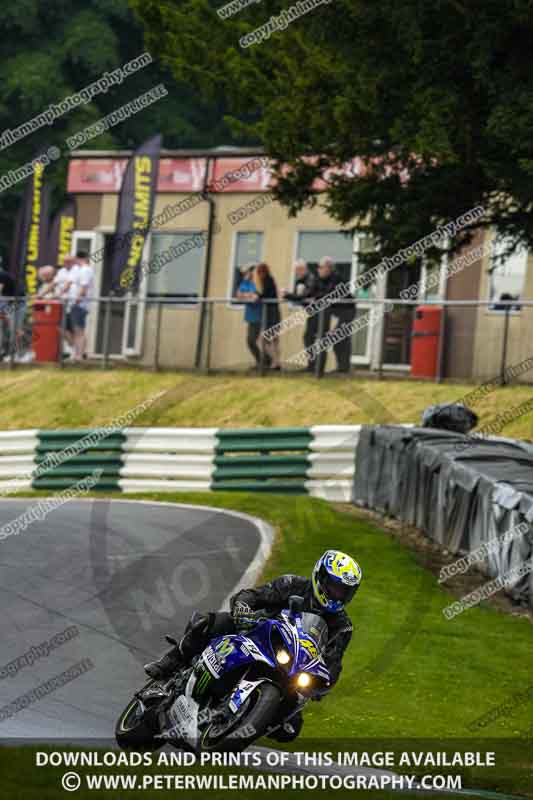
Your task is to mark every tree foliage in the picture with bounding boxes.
[131,0,533,262]
[0,0,238,262]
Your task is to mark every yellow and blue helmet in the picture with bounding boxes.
[312,550,362,612]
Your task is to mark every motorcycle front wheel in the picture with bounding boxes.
[115,696,163,750]
[199,682,281,753]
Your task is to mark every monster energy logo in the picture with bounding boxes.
[196,670,212,695]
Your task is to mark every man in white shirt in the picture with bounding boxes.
[54,259,71,296]
[68,251,94,361]
[53,255,76,353]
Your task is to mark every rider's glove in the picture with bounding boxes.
[232,601,267,631]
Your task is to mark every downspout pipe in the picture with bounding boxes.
[436,248,449,383]
[194,157,216,368]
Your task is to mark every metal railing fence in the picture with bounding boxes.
[0,295,531,385]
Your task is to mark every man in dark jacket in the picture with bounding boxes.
[145,549,362,741]
[309,257,356,375]
[282,260,317,370]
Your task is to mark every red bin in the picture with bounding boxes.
[32,301,63,362]
[410,305,442,379]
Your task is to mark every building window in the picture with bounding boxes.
[229,231,264,300]
[420,257,444,302]
[73,237,93,258]
[353,234,378,299]
[354,236,445,302]
[147,232,205,302]
[296,231,353,283]
[489,236,528,311]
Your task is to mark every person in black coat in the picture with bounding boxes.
[255,262,281,370]
[282,259,317,370]
[311,257,356,375]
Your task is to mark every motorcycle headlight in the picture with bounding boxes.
[271,626,292,670]
[296,672,312,688]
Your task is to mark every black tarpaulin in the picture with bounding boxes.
[353,426,533,607]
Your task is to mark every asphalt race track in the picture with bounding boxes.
[0,498,271,740]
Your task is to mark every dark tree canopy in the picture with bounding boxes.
[130,0,533,263]
[0,0,238,261]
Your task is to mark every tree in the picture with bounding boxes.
[0,0,240,263]
[130,0,533,264]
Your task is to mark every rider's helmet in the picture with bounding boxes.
[311,550,362,612]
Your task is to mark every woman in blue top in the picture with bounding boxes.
[236,264,270,369]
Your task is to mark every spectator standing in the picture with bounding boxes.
[0,267,31,362]
[54,256,72,297]
[236,263,269,370]
[69,251,94,362]
[311,256,356,375]
[282,259,317,371]
[255,262,281,370]
[36,266,57,299]
[0,267,15,301]
[54,255,76,356]
[0,267,16,360]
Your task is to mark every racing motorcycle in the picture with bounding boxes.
[116,596,330,752]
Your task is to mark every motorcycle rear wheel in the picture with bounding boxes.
[199,682,281,753]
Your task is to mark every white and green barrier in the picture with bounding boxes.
[0,426,360,501]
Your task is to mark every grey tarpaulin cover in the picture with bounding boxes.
[353,426,533,607]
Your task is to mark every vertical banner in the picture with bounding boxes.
[109,134,162,293]
[10,161,50,299]
[47,199,76,268]
[8,204,25,291]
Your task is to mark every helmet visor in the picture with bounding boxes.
[319,567,358,605]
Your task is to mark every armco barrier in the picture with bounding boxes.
[0,431,39,493]
[34,430,125,491]
[353,425,533,608]
[121,427,217,493]
[0,426,359,501]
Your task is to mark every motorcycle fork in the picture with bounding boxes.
[265,694,305,735]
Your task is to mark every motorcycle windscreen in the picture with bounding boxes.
[300,612,328,654]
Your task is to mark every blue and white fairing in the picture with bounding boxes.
[191,609,331,716]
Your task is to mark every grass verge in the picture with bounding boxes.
[0,368,533,438]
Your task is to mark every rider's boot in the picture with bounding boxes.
[144,612,213,680]
[144,645,184,680]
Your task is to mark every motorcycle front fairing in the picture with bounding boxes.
[193,611,330,711]
[162,610,330,747]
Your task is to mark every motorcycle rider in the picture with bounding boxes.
[144,550,362,741]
